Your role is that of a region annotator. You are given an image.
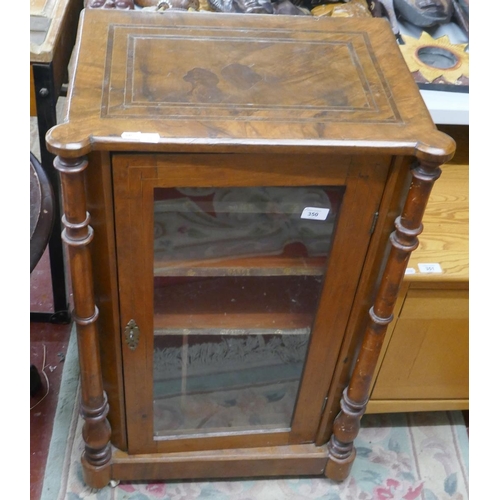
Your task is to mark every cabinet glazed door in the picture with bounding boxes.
[113,153,389,454]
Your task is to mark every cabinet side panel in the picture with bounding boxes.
[86,151,127,450]
[315,155,412,445]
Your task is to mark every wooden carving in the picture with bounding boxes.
[368,0,401,38]
[393,0,453,27]
[86,0,134,9]
[399,32,469,85]
[312,0,372,18]
[136,0,199,9]
[205,0,308,14]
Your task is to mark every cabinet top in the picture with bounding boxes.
[47,9,454,161]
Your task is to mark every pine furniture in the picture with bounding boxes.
[46,9,456,488]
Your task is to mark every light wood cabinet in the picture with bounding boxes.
[46,9,456,488]
[367,155,469,413]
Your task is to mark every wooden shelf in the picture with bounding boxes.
[154,325,311,336]
[153,275,322,333]
[154,254,327,277]
[153,316,313,334]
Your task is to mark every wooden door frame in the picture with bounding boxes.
[112,152,390,454]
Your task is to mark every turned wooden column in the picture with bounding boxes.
[325,157,442,481]
[54,155,112,488]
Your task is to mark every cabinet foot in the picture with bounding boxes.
[81,454,112,489]
[324,448,356,482]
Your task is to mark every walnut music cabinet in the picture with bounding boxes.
[46,9,456,488]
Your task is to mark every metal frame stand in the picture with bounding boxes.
[31,62,71,324]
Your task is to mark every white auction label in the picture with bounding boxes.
[301,207,330,221]
[405,268,416,275]
[417,263,443,274]
[121,131,160,143]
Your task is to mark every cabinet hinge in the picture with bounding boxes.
[125,319,140,350]
[321,396,328,413]
[370,211,379,234]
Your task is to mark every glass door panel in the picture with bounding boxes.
[152,186,344,438]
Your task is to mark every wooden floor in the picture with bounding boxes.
[30,249,73,500]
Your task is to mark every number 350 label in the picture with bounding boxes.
[301,207,330,221]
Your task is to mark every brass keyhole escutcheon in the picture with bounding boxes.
[125,319,140,350]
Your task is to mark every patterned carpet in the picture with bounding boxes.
[41,327,469,500]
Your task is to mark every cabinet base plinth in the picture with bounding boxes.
[109,444,329,482]
[81,454,112,489]
[324,449,356,482]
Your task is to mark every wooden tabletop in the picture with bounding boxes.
[46,9,455,161]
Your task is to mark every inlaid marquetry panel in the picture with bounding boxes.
[46,10,455,160]
[102,24,401,124]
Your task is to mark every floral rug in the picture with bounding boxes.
[41,328,469,500]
